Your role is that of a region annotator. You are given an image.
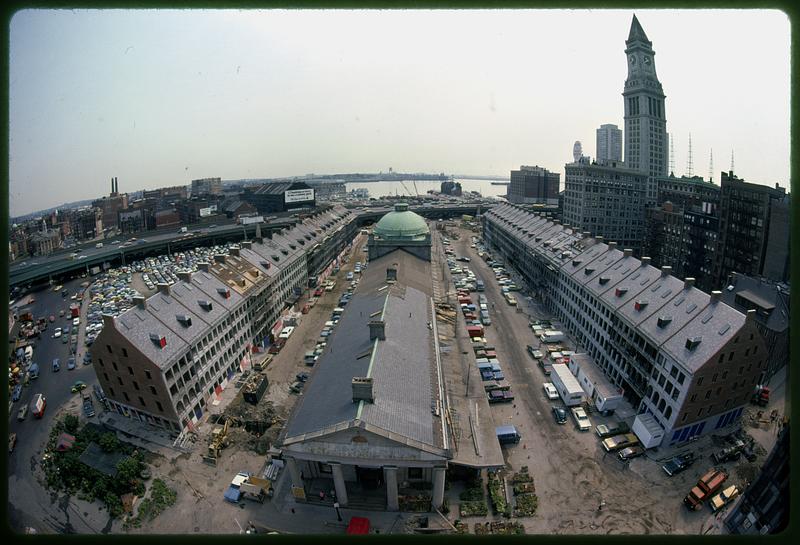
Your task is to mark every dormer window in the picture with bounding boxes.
[217,287,231,299]
[615,287,628,297]
[281,249,288,255]
[150,333,167,348]
[198,300,213,311]
[634,299,648,311]
[249,269,259,278]
[657,315,672,328]
[599,276,610,285]
[259,260,271,269]
[584,267,595,275]
[572,259,582,267]
[289,244,296,250]
[272,255,280,262]
[176,314,192,327]
[686,336,702,351]
[535,237,542,242]
[297,239,305,245]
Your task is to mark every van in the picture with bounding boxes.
[495,425,521,445]
[28,363,39,379]
[95,242,104,249]
[52,359,61,372]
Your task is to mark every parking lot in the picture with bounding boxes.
[437,224,779,534]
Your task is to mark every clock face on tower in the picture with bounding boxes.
[644,56,651,65]
[629,54,637,65]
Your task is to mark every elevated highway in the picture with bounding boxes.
[9,202,494,290]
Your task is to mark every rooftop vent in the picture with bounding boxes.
[596,236,604,242]
[281,249,288,256]
[572,259,583,267]
[198,300,213,311]
[608,242,618,251]
[259,260,271,270]
[584,267,595,275]
[217,287,231,299]
[657,315,673,328]
[640,257,651,267]
[684,278,695,290]
[248,269,259,278]
[685,336,702,351]
[745,309,756,322]
[271,255,280,262]
[150,333,167,348]
[599,276,610,285]
[352,377,374,403]
[369,320,386,341]
[635,299,649,311]
[133,295,147,310]
[176,314,192,327]
[289,244,296,250]
[709,290,722,304]
[623,249,633,258]
[660,265,672,277]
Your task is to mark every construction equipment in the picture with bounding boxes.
[751,385,770,407]
[203,417,231,466]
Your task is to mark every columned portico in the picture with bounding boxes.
[384,466,399,511]
[330,462,349,506]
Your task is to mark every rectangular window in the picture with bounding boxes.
[109,387,115,397]
[150,386,157,395]
[728,352,734,362]
[133,381,139,391]
[123,392,130,401]
[138,396,146,407]
[677,372,685,385]
[705,389,712,400]
[145,370,152,380]
[122,348,128,358]
[107,345,113,354]
[697,377,704,387]
[128,366,134,375]
[712,373,718,383]
[156,401,164,412]
[117,377,123,386]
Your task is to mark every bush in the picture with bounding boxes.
[64,415,80,434]
[99,433,121,453]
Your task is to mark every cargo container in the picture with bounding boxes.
[549,364,584,406]
[632,413,665,449]
[495,425,521,445]
[466,325,484,338]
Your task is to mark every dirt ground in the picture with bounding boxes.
[436,225,779,535]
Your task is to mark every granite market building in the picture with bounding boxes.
[278,204,503,511]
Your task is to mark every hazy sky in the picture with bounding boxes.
[9,9,791,216]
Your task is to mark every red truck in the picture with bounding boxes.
[684,468,728,510]
[70,304,81,318]
[30,394,47,419]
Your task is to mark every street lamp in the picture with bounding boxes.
[333,501,342,522]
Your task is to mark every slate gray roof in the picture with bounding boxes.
[283,248,441,450]
[720,273,790,333]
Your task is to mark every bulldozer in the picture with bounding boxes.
[203,417,231,466]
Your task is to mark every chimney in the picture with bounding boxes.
[352,377,374,403]
[177,271,192,283]
[582,231,591,238]
[229,247,240,257]
[661,265,672,277]
[214,254,227,264]
[710,290,722,304]
[596,236,604,242]
[623,248,633,257]
[640,257,651,267]
[157,283,171,296]
[115,177,119,194]
[684,278,695,290]
[133,296,146,310]
[241,241,252,250]
[198,262,210,272]
[369,320,386,341]
[608,242,618,252]
[102,313,116,328]
[386,266,397,282]
[746,309,756,322]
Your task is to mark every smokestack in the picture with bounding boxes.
[660,266,672,277]
[684,278,695,290]
[111,177,115,195]
[114,177,118,194]
[641,257,651,267]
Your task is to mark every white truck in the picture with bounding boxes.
[549,363,584,407]
[540,330,565,343]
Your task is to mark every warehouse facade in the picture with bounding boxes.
[482,203,766,446]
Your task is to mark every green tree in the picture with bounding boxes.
[99,432,120,453]
[116,456,143,488]
[63,414,80,434]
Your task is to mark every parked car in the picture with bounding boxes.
[709,485,739,512]
[71,380,87,393]
[552,407,568,425]
[17,405,28,421]
[595,421,631,438]
[52,359,60,372]
[295,372,310,383]
[12,384,22,402]
[602,433,640,452]
[67,357,76,370]
[662,453,696,477]
[542,383,559,400]
[618,445,645,461]
[570,407,591,431]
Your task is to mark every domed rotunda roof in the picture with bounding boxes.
[373,202,430,240]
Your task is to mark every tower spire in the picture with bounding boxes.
[686,133,694,177]
[669,133,675,176]
[708,148,714,182]
[627,14,651,44]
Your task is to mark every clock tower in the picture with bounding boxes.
[622,14,667,204]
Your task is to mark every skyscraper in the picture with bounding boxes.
[596,124,622,162]
[622,15,668,204]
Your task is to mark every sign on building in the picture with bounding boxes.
[199,207,213,217]
[285,188,315,203]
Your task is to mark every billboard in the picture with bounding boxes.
[285,188,315,203]
[199,207,213,217]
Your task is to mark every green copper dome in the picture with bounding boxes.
[373,202,430,240]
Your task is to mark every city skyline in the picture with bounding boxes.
[9,9,791,216]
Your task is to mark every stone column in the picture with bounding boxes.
[286,456,303,490]
[330,462,349,507]
[432,466,447,510]
[384,466,399,511]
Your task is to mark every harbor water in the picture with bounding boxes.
[344,179,508,200]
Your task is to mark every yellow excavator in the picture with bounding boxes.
[203,418,231,466]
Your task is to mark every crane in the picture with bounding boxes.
[412,181,420,197]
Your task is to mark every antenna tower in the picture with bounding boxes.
[669,133,675,175]
[730,150,735,174]
[708,148,714,182]
[686,133,694,177]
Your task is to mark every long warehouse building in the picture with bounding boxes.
[482,203,766,447]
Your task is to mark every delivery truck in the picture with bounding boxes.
[30,394,46,418]
[540,330,566,343]
[684,469,728,510]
